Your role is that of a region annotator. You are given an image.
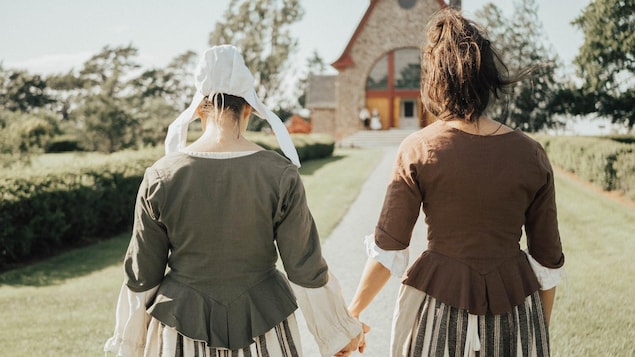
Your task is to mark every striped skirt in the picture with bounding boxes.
[143,313,302,357]
[392,285,550,357]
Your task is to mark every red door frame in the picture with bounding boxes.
[365,51,420,128]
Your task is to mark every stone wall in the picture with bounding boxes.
[310,108,337,135]
[334,0,442,138]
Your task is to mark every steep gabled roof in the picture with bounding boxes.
[332,0,447,70]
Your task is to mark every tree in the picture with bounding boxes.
[46,70,85,121]
[70,45,143,152]
[78,44,140,97]
[164,50,198,111]
[209,0,304,130]
[0,109,57,166]
[572,0,635,129]
[475,4,510,55]
[475,0,563,131]
[75,94,138,152]
[296,50,327,109]
[128,68,181,147]
[130,50,198,111]
[126,50,198,146]
[0,67,53,112]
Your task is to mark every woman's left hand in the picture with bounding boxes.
[333,322,370,356]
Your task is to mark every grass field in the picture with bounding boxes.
[0,148,634,356]
[548,169,635,356]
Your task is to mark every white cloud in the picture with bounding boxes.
[137,52,169,69]
[4,52,93,75]
[2,50,179,78]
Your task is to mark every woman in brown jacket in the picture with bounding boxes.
[347,8,565,357]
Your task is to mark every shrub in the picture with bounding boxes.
[45,135,84,153]
[245,132,335,162]
[0,148,161,268]
[534,135,635,199]
[0,133,335,268]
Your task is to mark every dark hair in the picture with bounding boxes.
[420,8,532,123]
[204,93,248,117]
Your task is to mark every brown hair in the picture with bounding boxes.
[420,8,531,123]
[196,93,248,120]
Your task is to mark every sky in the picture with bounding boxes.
[1,0,591,76]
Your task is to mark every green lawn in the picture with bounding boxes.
[0,149,634,356]
[549,170,635,356]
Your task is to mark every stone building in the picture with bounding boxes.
[306,0,446,139]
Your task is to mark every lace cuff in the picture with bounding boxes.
[364,234,409,278]
[523,249,565,290]
[104,282,158,356]
[291,272,362,357]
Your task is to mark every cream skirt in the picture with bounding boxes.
[143,313,302,357]
[391,285,550,357]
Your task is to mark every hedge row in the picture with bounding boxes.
[247,132,336,162]
[0,148,161,269]
[0,133,335,268]
[534,135,635,200]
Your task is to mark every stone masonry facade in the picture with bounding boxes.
[331,0,444,139]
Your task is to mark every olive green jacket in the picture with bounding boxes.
[124,150,328,349]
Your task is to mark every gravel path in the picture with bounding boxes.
[296,146,428,356]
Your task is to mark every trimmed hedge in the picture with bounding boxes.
[246,132,335,162]
[0,133,335,268]
[0,148,161,269]
[534,135,635,200]
[45,135,84,153]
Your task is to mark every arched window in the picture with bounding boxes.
[365,48,420,91]
[364,47,423,129]
[366,54,388,90]
[394,48,420,89]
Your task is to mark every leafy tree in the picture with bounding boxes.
[164,50,198,111]
[209,0,304,130]
[130,52,197,111]
[43,46,198,151]
[0,67,53,112]
[476,0,563,131]
[46,70,85,121]
[127,50,198,146]
[70,45,143,151]
[75,94,138,152]
[296,50,327,109]
[572,0,635,129]
[78,44,140,97]
[475,4,510,56]
[127,69,180,148]
[133,97,178,147]
[0,109,57,166]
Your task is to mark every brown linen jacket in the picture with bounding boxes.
[375,121,565,315]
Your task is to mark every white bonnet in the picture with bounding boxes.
[165,45,300,167]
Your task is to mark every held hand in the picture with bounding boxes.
[358,322,370,353]
[334,322,370,356]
